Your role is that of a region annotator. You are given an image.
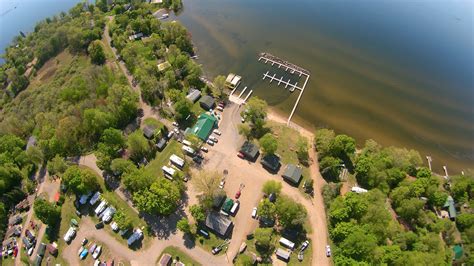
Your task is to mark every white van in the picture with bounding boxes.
[182,140,192,147]
[94,200,108,216]
[279,237,295,250]
[230,201,240,216]
[63,227,76,242]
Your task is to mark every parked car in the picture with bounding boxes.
[27,247,33,256]
[92,246,102,259]
[213,129,222,135]
[200,147,208,153]
[79,192,92,205]
[235,190,241,199]
[209,136,218,143]
[172,122,179,127]
[77,246,84,256]
[110,222,119,232]
[211,246,222,255]
[79,249,88,260]
[95,222,104,229]
[216,106,224,112]
[206,139,214,146]
[251,207,258,218]
[89,244,97,254]
[237,152,245,159]
[219,179,225,189]
[301,240,310,252]
[326,245,331,257]
[193,156,203,164]
[81,238,88,246]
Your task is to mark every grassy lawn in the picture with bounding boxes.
[144,140,184,179]
[268,121,312,195]
[194,231,224,253]
[156,246,202,266]
[41,195,79,266]
[80,238,131,266]
[143,117,164,129]
[242,230,313,266]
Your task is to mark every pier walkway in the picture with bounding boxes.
[258,52,310,125]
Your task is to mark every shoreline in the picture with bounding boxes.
[267,107,315,142]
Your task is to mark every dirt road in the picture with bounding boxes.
[62,216,228,266]
[103,16,172,130]
[202,103,331,265]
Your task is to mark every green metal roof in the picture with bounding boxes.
[222,198,234,213]
[190,113,217,140]
[453,245,463,260]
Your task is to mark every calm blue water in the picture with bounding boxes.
[0,0,81,60]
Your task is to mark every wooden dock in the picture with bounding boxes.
[228,77,252,105]
[258,52,310,125]
[262,72,302,92]
[258,52,310,77]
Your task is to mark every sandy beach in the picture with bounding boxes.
[267,108,315,142]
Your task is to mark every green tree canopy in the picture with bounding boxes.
[34,198,61,226]
[211,75,226,100]
[114,210,133,231]
[254,227,273,250]
[127,130,151,162]
[110,158,136,177]
[177,218,191,234]
[122,168,154,193]
[47,155,68,176]
[133,179,181,215]
[275,195,307,228]
[62,166,99,194]
[262,180,282,196]
[259,133,277,155]
[190,204,206,223]
[88,40,106,65]
[257,198,276,221]
[174,98,193,123]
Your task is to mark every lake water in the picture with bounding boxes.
[0,0,81,60]
[0,0,472,173]
[173,0,473,173]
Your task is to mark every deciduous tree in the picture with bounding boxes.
[34,198,61,226]
[259,133,277,155]
[275,195,307,228]
[88,40,106,65]
[262,180,282,196]
[133,180,181,215]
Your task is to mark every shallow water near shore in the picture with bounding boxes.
[173,0,474,173]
